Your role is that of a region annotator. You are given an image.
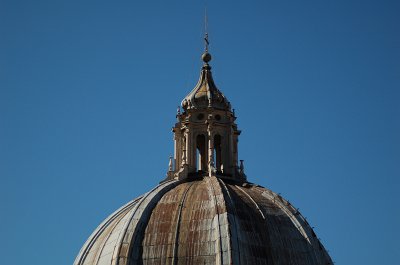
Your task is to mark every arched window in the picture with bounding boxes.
[196,134,206,172]
[214,134,222,172]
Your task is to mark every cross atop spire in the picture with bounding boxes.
[204,33,209,53]
[204,7,209,53]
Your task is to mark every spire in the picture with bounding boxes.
[204,7,209,53]
[202,7,211,64]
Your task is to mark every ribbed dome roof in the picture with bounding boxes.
[74,176,332,265]
[181,56,231,111]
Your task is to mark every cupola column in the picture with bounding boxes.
[181,133,187,165]
[185,128,195,172]
[233,131,240,173]
[207,122,216,176]
[173,129,182,171]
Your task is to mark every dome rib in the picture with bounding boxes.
[235,185,266,220]
[92,207,131,265]
[74,197,143,265]
[171,182,196,263]
[216,178,242,264]
[256,187,310,242]
[115,179,181,265]
[254,185,332,264]
[204,176,227,265]
[226,184,276,264]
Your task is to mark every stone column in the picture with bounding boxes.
[232,131,239,176]
[173,129,182,171]
[185,128,196,173]
[207,123,216,177]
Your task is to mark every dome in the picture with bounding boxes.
[74,177,332,265]
[75,37,333,265]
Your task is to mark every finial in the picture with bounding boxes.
[202,51,211,63]
[202,7,212,64]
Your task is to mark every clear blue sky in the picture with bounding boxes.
[1,1,399,264]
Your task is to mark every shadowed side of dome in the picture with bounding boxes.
[220,182,332,264]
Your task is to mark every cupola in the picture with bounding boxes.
[168,39,242,181]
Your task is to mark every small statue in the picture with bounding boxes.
[168,156,173,172]
[239,160,244,174]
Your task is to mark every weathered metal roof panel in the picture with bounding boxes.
[74,197,142,265]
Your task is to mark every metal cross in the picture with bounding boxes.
[204,7,209,52]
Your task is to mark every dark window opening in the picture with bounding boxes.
[196,134,206,172]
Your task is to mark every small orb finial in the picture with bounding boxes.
[202,52,212,63]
